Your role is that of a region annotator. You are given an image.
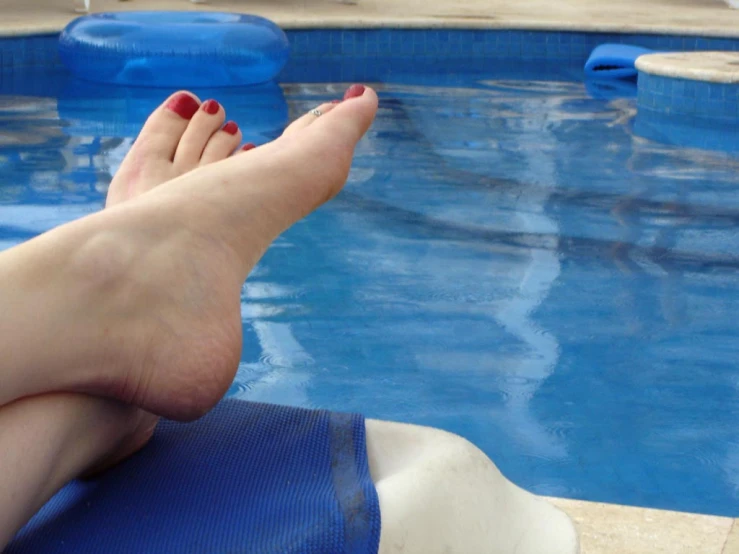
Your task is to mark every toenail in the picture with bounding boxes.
[202,99,220,115]
[222,121,239,135]
[241,143,256,151]
[331,100,341,104]
[343,84,365,100]
[166,93,200,120]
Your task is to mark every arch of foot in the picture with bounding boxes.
[366,420,580,554]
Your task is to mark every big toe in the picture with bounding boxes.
[276,84,378,202]
[296,84,377,198]
[221,84,378,243]
[107,91,202,205]
[306,85,378,151]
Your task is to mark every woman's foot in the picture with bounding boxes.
[83,89,359,469]
[0,84,377,421]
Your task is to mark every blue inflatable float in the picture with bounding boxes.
[59,12,290,87]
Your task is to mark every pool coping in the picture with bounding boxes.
[4,19,739,40]
[636,51,739,83]
[546,497,739,554]
[7,18,739,38]
[4,0,739,38]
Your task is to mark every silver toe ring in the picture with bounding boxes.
[310,108,323,117]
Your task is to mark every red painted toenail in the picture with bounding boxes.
[343,84,365,100]
[165,93,200,120]
[331,100,341,104]
[202,99,220,115]
[223,121,239,135]
[241,143,256,151]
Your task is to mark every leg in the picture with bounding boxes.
[0,395,153,548]
[0,84,376,421]
[0,87,373,546]
[0,90,243,547]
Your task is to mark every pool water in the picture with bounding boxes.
[1,65,738,517]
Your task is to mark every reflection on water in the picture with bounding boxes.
[1,70,739,516]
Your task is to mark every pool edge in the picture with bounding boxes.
[546,497,738,554]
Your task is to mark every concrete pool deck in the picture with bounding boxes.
[2,0,739,36]
[1,0,739,552]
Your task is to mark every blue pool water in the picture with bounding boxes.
[1,63,738,517]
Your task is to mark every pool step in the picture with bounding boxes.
[634,51,739,151]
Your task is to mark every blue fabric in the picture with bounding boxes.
[7,400,381,554]
[583,43,655,79]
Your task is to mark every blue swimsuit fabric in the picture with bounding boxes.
[7,400,381,554]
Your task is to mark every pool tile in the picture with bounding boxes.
[635,53,739,120]
[3,30,739,72]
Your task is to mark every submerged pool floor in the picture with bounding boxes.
[1,66,738,517]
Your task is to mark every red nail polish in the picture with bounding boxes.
[241,143,256,151]
[202,99,220,115]
[343,84,365,100]
[331,100,341,104]
[165,93,200,120]
[222,121,239,135]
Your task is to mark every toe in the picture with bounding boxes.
[307,85,378,149]
[200,121,243,165]
[131,91,202,162]
[280,85,378,201]
[233,85,378,220]
[174,99,227,171]
[281,102,339,137]
[106,91,202,205]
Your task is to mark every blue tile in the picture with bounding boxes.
[709,85,725,100]
[2,29,739,78]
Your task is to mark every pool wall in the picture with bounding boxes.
[638,72,738,120]
[2,30,739,78]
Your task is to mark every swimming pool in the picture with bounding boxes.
[1,36,738,518]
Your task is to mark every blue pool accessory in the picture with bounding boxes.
[584,44,654,79]
[8,400,381,554]
[59,12,290,88]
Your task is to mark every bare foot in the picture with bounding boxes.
[0,84,377,422]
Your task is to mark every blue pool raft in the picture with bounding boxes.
[584,44,654,79]
[7,400,381,554]
[59,12,290,87]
